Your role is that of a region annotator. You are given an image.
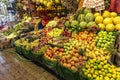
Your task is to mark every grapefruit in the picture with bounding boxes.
[106,24,115,31]
[94,13,101,18]
[110,12,117,17]
[95,16,103,24]
[103,18,112,25]
[113,16,120,24]
[102,10,111,18]
[115,24,120,30]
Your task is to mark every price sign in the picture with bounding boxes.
[83,0,105,11]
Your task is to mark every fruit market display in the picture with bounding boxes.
[14,28,120,80]
[5,7,120,80]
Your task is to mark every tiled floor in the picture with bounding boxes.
[0,49,58,80]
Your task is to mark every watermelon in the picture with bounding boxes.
[77,14,85,22]
[65,21,70,27]
[79,21,87,29]
[84,8,91,14]
[71,20,79,27]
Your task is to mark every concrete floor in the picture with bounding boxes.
[0,49,58,80]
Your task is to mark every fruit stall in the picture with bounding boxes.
[1,0,120,80]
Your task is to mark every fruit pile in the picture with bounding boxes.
[59,52,87,71]
[47,28,63,37]
[63,38,83,55]
[82,59,120,80]
[44,46,87,71]
[96,31,115,48]
[44,47,64,62]
[13,7,120,80]
[75,31,96,44]
[95,10,120,31]
[86,47,110,59]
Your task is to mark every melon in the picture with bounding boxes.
[95,16,103,24]
[85,13,94,22]
[113,16,120,24]
[103,18,112,25]
[84,8,91,14]
[106,24,115,31]
[115,24,120,30]
[71,20,79,27]
[77,14,85,22]
[79,21,87,29]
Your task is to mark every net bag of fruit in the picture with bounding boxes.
[109,0,120,14]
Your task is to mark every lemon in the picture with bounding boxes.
[107,73,111,77]
[99,71,102,74]
[96,76,100,80]
[102,72,106,76]
[98,65,102,69]
[87,74,92,78]
[112,74,117,78]
[84,72,88,75]
[111,78,115,80]
[104,76,110,80]
[93,74,97,78]
[95,71,99,75]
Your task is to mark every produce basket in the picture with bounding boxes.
[30,51,44,62]
[42,57,57,70]
[21,48,32,59]
[56,63,80,80]
[15,45,23,55]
